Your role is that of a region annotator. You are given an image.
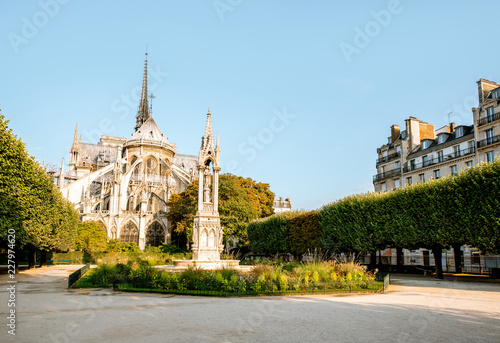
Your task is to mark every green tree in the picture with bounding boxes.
[0,112,79,268]
[75,221,108,252]
[167,173,275,249]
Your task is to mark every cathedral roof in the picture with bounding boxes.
[128,116,170,146]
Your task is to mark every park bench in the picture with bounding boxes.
[415,265,434,276]
[55,260,74,265]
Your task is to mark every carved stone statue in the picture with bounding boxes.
[203,168,211,203]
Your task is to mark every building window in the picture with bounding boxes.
[468,140,475,152]
[395,161,401,170]
[423,155,429,167]
[486,128,494,144]
[396,146,401,154]
[471,250,481,265]
[407,177,412,185]
[455,127,463,137]
[422,140,431,149]
[438,150,444,162]
[410,251,417,263]
[419,173,425,182]
[466,161,473,167]
[454,145,461,157]
[381,183,387,192]
[410,160,416,171]
[450,165,458,176]
[380,166,385,174]
[492,91,499,99]
[394,179,400,189]
[438,134,447,144]
[487,107,495,122]
[434,169,440,179]
[487,151,495,162]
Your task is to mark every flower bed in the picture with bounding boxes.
[73,261,384,296]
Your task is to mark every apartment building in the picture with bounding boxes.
[473,79,500,164]
[374,78,500,192]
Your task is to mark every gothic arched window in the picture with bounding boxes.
[120,221,139,246]
[146,222,165,247]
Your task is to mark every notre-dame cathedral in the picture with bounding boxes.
[57,53,218,250]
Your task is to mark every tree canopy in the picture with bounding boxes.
[167,173,275,248]
[0,112,78,253]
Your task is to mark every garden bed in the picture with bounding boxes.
[72,260,386,296]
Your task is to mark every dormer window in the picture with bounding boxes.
[438,134,447,144]
[422,140,432,149]
[455,127,464,138]
[492,90,499,99]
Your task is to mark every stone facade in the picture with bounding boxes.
[374,78,500,192]
[56,54,200,250]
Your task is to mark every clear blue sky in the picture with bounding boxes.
[1,1,499,210]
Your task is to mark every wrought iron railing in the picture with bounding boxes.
[403,147,475,172]
[376,151,401,165]
[477,135,500,148]
[478,112,500,126]
[373,168,401,181]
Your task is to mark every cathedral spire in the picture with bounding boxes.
[135,52,150,131]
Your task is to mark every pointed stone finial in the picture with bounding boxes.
[58,157,65,188]
[208,107,211,115]
[71,123,79,152]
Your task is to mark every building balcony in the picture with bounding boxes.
[376,151,401,165]
[477,135,500,148]
[403,147,476,172]
[373,168,401,181]
[478,112,500,126]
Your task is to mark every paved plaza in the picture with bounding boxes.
[1,266,500,342]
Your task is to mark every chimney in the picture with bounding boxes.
[449,123,455,133]
[279,197,283,201]
[391,125,400,144]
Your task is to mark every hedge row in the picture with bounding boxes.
[247,161,500,275]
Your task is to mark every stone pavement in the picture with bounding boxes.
[1,266,500,343]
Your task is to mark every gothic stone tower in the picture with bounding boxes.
[191,109,223,261]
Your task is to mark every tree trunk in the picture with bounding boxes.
[432,247,444,279]
[452,243,462,274]
[396,247,404,272]
[28,246,36,269]
[40,250,48,267]
[14,247,20,274]
[369,251,377,271]
[378,250,382,266]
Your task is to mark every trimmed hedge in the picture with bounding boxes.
[248,160,500,258]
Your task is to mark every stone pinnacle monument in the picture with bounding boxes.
[174,109,239,268]
[191,108,223,261]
